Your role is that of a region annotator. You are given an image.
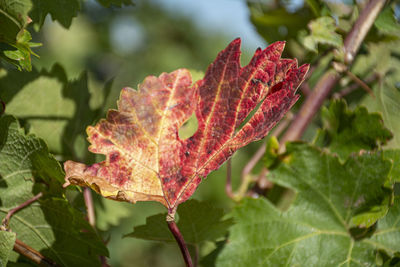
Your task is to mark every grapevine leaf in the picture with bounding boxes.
[0,115,108,266]
[0,64,111,159]
[303,16,343,52]
[374,6,400,38]
[96,0,134,8]
[0,0,39,71]
[0,231,16,267]
[64,39,309,214]
[125,200,233,245]
[384,150,400,183]
[314,99,392,159]
[0,0,32,44]
[29,0,81,29]
[216,143,396,267]
[354,41,400,149]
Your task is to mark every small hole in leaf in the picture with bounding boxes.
[179,113,198,140]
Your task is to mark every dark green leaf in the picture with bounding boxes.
[0,231,16,267]
[29,0,81,29]
[216,143,396,266]
[96,0,134,8]
[126,200,233,245]
[314,99,392,159]
[0,115,108,266]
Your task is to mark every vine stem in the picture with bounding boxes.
[2,192,43,228]
[280,0,386,144]
[83,188,96,227]
[13,238,59,267]
[167,216,193,267]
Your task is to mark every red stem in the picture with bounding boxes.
[167,220,193,267]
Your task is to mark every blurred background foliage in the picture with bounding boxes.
[1,0,400,266]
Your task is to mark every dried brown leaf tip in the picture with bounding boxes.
[64,38,309,215]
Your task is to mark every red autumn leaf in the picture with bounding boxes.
[64,38,309,216]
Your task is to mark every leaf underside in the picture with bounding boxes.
[64,38,309,212]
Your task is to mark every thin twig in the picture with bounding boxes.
[280,0,386,144]
[83,188,96,227]
[13,238,59,266]
[83,188,110,267]
[167,220,193,267]
[333,73,378,98]
[2,192,43,228]
[345,70,375,98]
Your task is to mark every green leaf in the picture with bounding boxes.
[303,16,343,52]
[29,0,81,29]
[96,0,134,8]
[0,64,110,159]
[0,0,32,43]
[264,136,279,168]
[216,143,396,266]
[0,231,16,267]
[356,41,400,149]
[314,99,392,159]
[1,30,40,71]
[384,150,400,183]
[375,6,400,38]
[0,115,108,266]
[126,200,233,245]
[249,6,312,44]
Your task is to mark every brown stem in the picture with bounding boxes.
[333,73,378,98]
[13,238,59,266]
[2,192,43,228]
[83,188,95,227]
[280,0,386,144]
[83,188,110,267]
[167,220,193,267]
[345,70,375,98]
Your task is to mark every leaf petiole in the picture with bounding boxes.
[167,217,193,267]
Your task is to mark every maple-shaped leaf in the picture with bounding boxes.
[64,39,309,216]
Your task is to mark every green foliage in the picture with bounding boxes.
[0,0,39,71]
[0,231,16,267]
[314,100,392,159]
[303,16,343,52]
[374,6,400,38]
[355,41,400,149]
[126,200,233,245]
[96,0,134,8]
[29,0,81,29]
[0,115,108,266]
[0,64,111,159]
[216,143,397,266]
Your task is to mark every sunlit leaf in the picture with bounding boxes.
[64,39,309,215]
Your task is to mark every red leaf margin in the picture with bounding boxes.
[64,38,309,215]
